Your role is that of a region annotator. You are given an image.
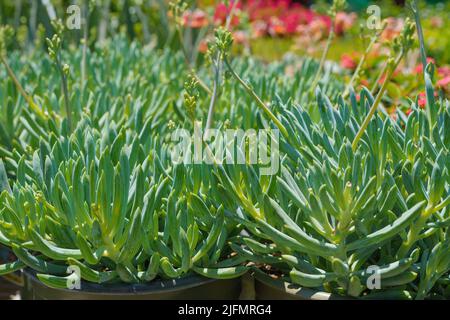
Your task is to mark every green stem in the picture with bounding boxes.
[224,57,288,139]
[225,0,239,30]
[343,27,385,98]
[204,0,240,129]
[397,206,433,258]
[371,61,389,94]
[56,56,72,132]
[0,54,47,121]
[176,25,212,95]
[411,0,427,74]
[205,58,221,130]
[311,23,335,90]
[81,0,89,89]
[352,53,403,151]
[410,0,435,134]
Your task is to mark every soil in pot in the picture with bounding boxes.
[253,270,346,300]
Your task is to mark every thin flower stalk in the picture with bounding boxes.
[81,0,89,88]
[223,56,288,139]
[0,55,47,121]
[310,0,346,90]
[353,19,415,150]
[205,0,240,130]
[371,60,389,94]
[343,23,386,98]
[171,0,212,95]
[410,0,436,130]
[47,27,73,132]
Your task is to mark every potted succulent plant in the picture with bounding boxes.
[0,0,448,302]
[209,8,449,299]
[214,80,449,299]
[0,118,247,299]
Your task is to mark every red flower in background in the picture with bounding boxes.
[413,57,435,74]
[412,59,450,92]
[222,0,340,38]
[381,18,403,42]
[282,12,304,34]
[305,17,330,40]
[268,17,287,36]
[437,76,450,91]
[233,30,249,45]
[251,20,268,37]
[214,1,242,27]
[340,54,357,70]
[418,92,427,108]
[209,0,356,40]
[417,91,439,108]
[198,39,209,53]
[334,12,357,35]
[360,78,369,87]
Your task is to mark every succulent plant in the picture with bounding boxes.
[214,84,449,298]
[0,116,246,288]
[0,1,447,301]
[199,6,449,298]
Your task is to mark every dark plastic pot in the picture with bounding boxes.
[21,269,242,300]
[0,245,23,286]
[254,271,347,300]
[0,277,20,300]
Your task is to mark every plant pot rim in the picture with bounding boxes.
[254,269,349,300]
[23,268,217,296]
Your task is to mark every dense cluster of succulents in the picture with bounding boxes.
[0,27,340,289]
[216,85,449,298]
[0,117,248,286]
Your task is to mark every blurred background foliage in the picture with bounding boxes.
[0,0,448,97]
[0,1,448,62]
[0,1,448,102]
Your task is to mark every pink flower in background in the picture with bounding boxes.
[340,54,357,70]
[268,17,287,36]
[247,0,290,21]
[240,0,334,38]
[417,91,439,107]
[198,39,209,53]
[233,30,248,45]
[183,9,209,28]
[381,18,403,41]
[360,78,369,87]
[282,13,302,34]
[418,92,427,108]
[214,1,242,27]
[334,12,356,35]
[308,18,330,40]
[430,16,443,28]
[252,20,268,38]
[437,76,450,90]
[319,16,332,31]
